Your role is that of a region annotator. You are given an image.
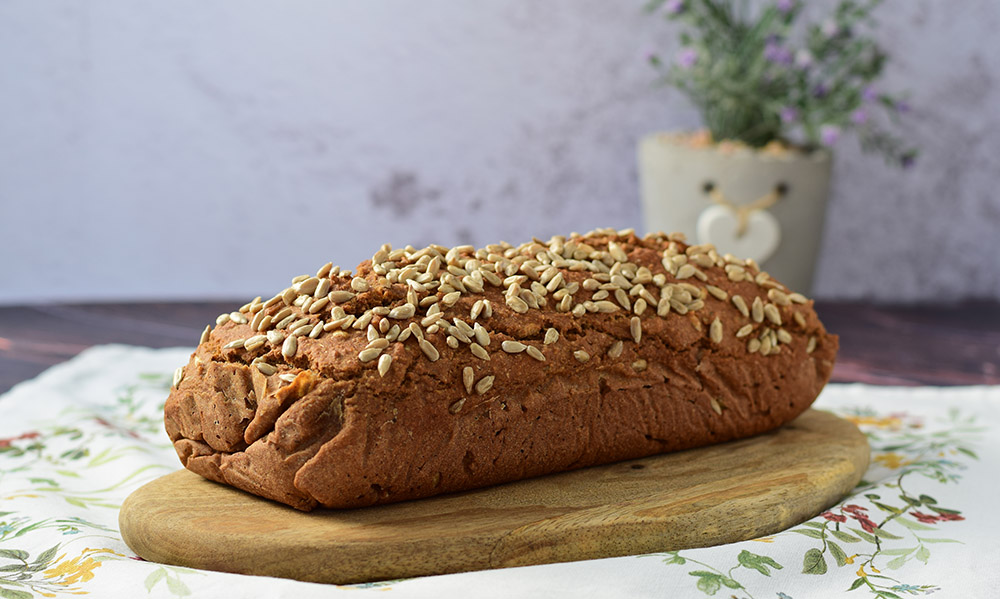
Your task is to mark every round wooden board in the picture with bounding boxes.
[120,409,868,584]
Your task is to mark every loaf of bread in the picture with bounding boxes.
[164,228,837,511]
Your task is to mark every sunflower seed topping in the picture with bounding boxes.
[710,318,723,344]
[358,347,383,363]
[710,397,723,415]
[377,353,392,377]
[475,375,495,395]
[419,339,440,362]
[807,336,817,354]
[764,303,783,326]
[501,340,526,353]
[731,295,749,318]
[328,291,356,303]
[630,316,642,344]
[199,325,211,345]
[543,328,559,345]
[244,335,267,351]
[751,297,765,323]
[172,367,183,388]
[525,345,546,361]
[608,340,624,359]
[389,304,416,319]
[255,361,277,376]
[463,366,475,394]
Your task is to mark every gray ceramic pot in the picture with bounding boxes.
[637,133,832,295]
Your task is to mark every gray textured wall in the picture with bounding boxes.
[1,1,997,303]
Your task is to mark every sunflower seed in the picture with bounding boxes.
[604,341,622,359]
[608,242,629,263]
[472,323,490,347]
[229,311,249,325]
[526,345,546,361]
[776,329,792,344]
[501,340,526,353]
[709,397,723,415]
[751,297,765,323]
[767,289,791,306]
[223,338,246,349]
[172,367,183,388]
[281,335,298,358]
[351,277,369,292]
[592,300,618,313]
[279,373,298,383]
[266,330,284,345]
[470,300,484,320]
[316,262,333,278]
[366,338,389,351]
[470,343,490,360]
[615,288,632,311]
[676,264,697,280]
[807,336,817,354]
[328,291,356,303]
[463,366,475,394]
[705,285,728,301]
[308,297,330,314]
[573,350,590,363]
[389,304,416,319]
[314,278,332,299]
[244,335,267,351]
[764,303,782,326]
[506,296,529,313]
[747,338,761,353]
[353,311,374,330]
[199,325,211,345]
[310,323,325,338]
[657,298,671,317]
[216,313,231,326]
[735,323,754,338]
[475,375,495,395]
[275,314,296,330]
[731,295,749,318]
[419,339,440,361]
[793,312,807,329]
[630,317,642,344]
[281,287,297,305]
[373,353,392,377]
[544,328,559,345]
[255,361,277,376]
[359,347,383,362]
[709,318,723,344]
[789,292,808,305]
[441,291,462,307]
[632,359,647,372]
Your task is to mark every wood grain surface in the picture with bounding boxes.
[119,409,868,584]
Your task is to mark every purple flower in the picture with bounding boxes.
[896,100,912,114]
[676,48,699,69]
[820,124,841,146]
[851,109,868,125]
[764,41,793,65]
[862,85,878,102]
[780,106,798,123]
[665,0,685,14]
[776,0,796,13]
[813,83,829,98]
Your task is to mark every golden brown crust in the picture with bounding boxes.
[164,229,837,510]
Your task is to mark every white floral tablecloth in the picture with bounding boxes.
[1,345,998,598]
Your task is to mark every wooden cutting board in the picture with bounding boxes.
[120,409,868,584]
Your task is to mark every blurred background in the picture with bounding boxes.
[2,0,999,305]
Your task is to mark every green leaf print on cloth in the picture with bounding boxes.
[1,346,998,598]
[658,405,981,598]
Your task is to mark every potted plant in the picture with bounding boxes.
[638,0,915,294]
